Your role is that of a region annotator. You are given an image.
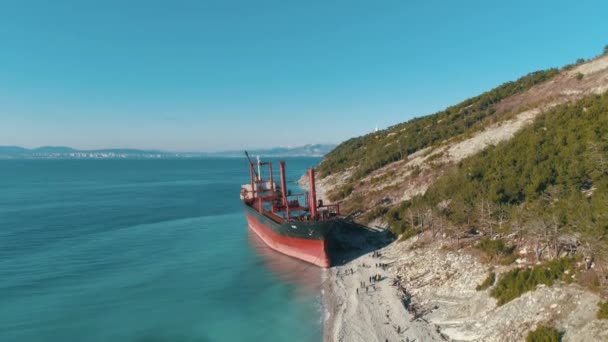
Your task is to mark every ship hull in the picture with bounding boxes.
[244,204,333,267]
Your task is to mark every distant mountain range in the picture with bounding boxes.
[0,144,335,159]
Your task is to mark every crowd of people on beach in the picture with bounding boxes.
[376,262,389,270]
[334,249,421,342]
[357,280,377,294]
[370,274,383,282]
[337,268,355,277]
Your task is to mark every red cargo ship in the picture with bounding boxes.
[240,152,343,267]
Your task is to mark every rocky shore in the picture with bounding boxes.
[323,233,608,342]
[301,172,608,341]
[323,244,445,342]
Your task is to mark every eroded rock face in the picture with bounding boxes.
[382,238,608,342]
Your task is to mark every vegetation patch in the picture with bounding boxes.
[410,165,422,177]
[476,238,513,257]
[476,271,496,291]
[597,301,608,320]
[370,170,395,185]
[491,258,577,305]
[341,193,364,214]
[385,201,411,235]
[361,206,389,223]
[399,228,421,241]
[474,237,516,264]
[526,325,561,342]
[499,254,517,265]
[328,183,354,201]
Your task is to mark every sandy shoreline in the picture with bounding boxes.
[322,240,444,342]
[322,235,608,342]
[300,174,442,341]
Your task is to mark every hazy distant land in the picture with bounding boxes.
[0,144,335,159]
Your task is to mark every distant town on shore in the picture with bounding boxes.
[0,144,335,159]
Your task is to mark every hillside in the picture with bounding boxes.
[312,49,608,341]
[306,49,608,278]
[312,51,608,252]
[318,68,559,179]
[312,51,608,217]
[389,91,608,258]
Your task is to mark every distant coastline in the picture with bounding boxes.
[0,144,335,159]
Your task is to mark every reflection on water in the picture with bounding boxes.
[247,227,322,296]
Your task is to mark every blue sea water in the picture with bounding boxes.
[0,158,323,342]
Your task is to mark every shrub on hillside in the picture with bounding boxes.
[362,206,389,223]
[491,258,576,305]
[598,301,608,320]
[476,238,514,258]
[526,325,561,342]
[385,202,411,235]
[476,271,496,291]
[398,228,420,241]
[561,63,575,71]
[328,183,354,201]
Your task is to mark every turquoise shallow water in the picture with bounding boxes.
[0,158,323,342]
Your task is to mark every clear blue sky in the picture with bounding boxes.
[1,0,607,151]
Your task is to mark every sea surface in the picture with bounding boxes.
[0,158,323,342]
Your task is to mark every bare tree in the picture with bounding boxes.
[509,206,524,241]
[548,214,560,259]
[527,214,561,261]
[528,219,549,262]
[589,142,608,175]
[497,204,508,232]
[478,197,496,236]
[407,208,415,231]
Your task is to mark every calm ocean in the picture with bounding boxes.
[0,158,323,342]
